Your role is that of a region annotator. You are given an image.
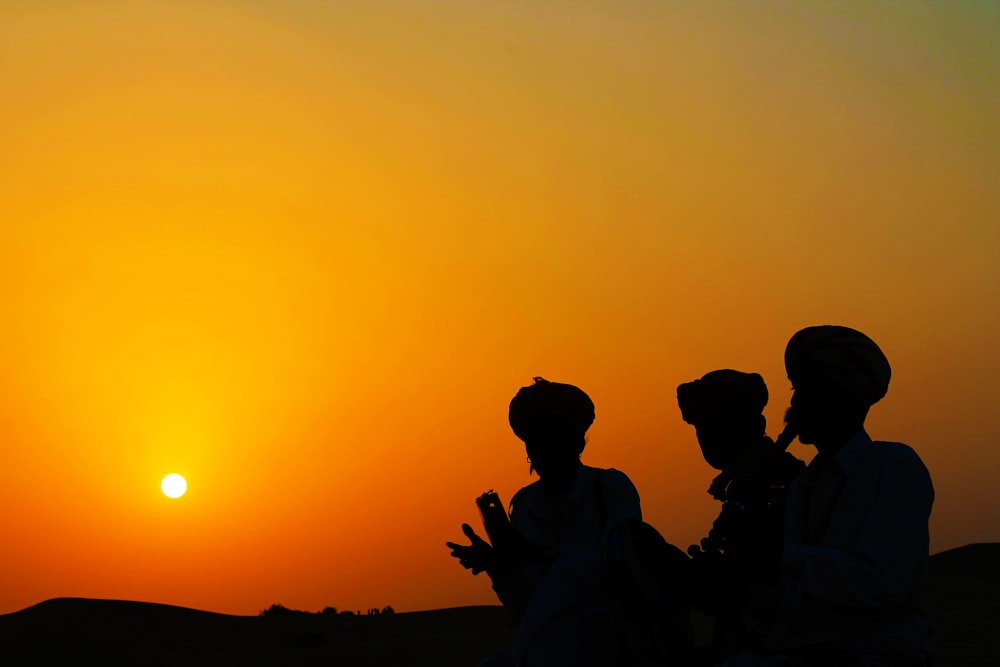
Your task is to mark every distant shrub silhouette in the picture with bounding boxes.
[259,603,309,617]
[258,603,394,617]
[365,605,396,616]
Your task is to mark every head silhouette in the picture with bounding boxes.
[784,325,890,449]
[509,377,594,481]
[677,370,768,470]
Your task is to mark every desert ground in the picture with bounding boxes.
[0,544,995,666]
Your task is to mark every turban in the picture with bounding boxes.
[676,369,768,425]
[784,325,891,406]
[509,377,595,442]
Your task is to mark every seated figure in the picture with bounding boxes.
[678,369,805,661]
[762,326,934,667]
[447,377,643,665]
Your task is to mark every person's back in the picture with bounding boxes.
[509,464,641,553]
[491,461,642,618]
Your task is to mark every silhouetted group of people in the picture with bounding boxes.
[447,325,934,667]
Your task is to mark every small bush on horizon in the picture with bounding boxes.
[259,603,310,617]
[259,603,395,617]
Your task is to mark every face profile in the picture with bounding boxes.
[692,422,743,471]
[784,326,889,450]
[786,379,839,446]
[677,369,768,470]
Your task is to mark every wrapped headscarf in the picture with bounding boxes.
[785,325,891,406]
[508,377,595,442]
[676,369,768,425]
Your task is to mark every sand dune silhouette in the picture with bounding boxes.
[923,543,1000,667]
[0,599,513,666]
[0,545,994,666]
[928,543,1000,585]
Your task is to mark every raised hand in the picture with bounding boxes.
[446,523,497,575]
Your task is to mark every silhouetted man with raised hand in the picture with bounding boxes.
[678,370,805,662]
[446,377,642,666]
[762,326,934,667]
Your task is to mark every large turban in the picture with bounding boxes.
[676,369,768,425]
[784,325,891,406]
[508,377,595,442]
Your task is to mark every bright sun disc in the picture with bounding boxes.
[161,473,187,498]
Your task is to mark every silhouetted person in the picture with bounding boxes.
[678,370,805,662]
[447,377,642,666]
[759,326,934,667]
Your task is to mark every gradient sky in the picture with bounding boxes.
[1,0,998,616]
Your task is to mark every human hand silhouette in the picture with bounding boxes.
[446,523,497,575]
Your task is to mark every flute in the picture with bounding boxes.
[773,420,798,453]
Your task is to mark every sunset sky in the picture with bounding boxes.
[1,1,997,616]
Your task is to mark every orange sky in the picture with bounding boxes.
[1,1,998,615]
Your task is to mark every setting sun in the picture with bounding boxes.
[160,474,187,499]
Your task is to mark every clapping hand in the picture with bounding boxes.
[446,523,497,575]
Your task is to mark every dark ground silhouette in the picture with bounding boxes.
[0,600,514,666]
[0,545,994,666]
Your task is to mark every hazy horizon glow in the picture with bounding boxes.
[1,1,998,615]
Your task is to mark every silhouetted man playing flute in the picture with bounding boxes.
[759,326,934,667]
